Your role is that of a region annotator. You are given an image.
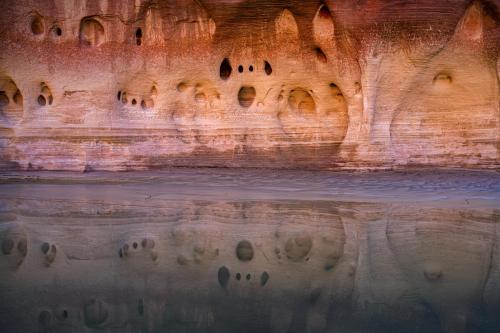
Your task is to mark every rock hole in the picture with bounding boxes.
[238,65,243,73]
[236,273,241,280]
[249,65,254,72]
[141,99,154,109]
[319,4,332,19]
[13,90,23,105]
[423,262,443,281]
[56,27,62,36]
[38,95,46,106]
[31,16,44,35]
[41,242,50,254]
[142,238,155,249]
[329,83,344,96]
[84,299,108,328]
[17,239,27,256]
[433,72,452,85]
[315,47,327,63]
[131,99,137,106]
[135,28,142,46]
[133,242,138,249]
[1,238,14,255]
[236,240,254,261]
[220,58,232,80]
[218,266,230,288]
[48,95,53,105]
[80,17,105,47]
[0,91,9,107]
[237,86,256,108]
[117,91,121,101]
[246,273,251,280]
[264,61,272,75]
[177,82,188,92]
[260,271,269,286]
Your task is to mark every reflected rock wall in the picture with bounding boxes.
[1,199,499,332]
[0,0,498,170]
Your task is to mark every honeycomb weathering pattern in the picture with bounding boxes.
[0,0,498,171]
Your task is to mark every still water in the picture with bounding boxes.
[0,169,499,333]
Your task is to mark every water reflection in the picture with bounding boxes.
[0,170,499,332]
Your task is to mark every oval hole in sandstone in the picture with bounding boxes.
[84,299,108,328]
[79,17,105,47]
[260,271,269,286]
[13,90,23,105]
[433,72,452,85]
[238,65,243,73]
[329,83,344,97]
[236,240,254,261]
[131,99,137,106]
[17,239,27,256]
[315,47,327,63]
[37,95,46,106]
[217,266,230,288]
[0,92,9,107]
[41,242,50,254]
[220,58,232,80]
[319,4,332,19]
[238,86,256,108]
[264,61,272,75]
[52,26,62,37]
[135,28,142,46]
[117,91,121,101]
[249,65,254,72]
[31,16,44,35]
[236,273,241,280]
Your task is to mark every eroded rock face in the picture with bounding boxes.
[0,0,498,170]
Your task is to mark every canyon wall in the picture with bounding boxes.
[0,0,498,171]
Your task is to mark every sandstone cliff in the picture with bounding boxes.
[0,0,498,170]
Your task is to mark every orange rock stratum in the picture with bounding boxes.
[0,0,498,171]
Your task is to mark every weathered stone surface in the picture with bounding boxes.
[0,0,498,170]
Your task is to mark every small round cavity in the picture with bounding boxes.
[31,16,44,35]
[264,61,272,75]
[37,95,46,106]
